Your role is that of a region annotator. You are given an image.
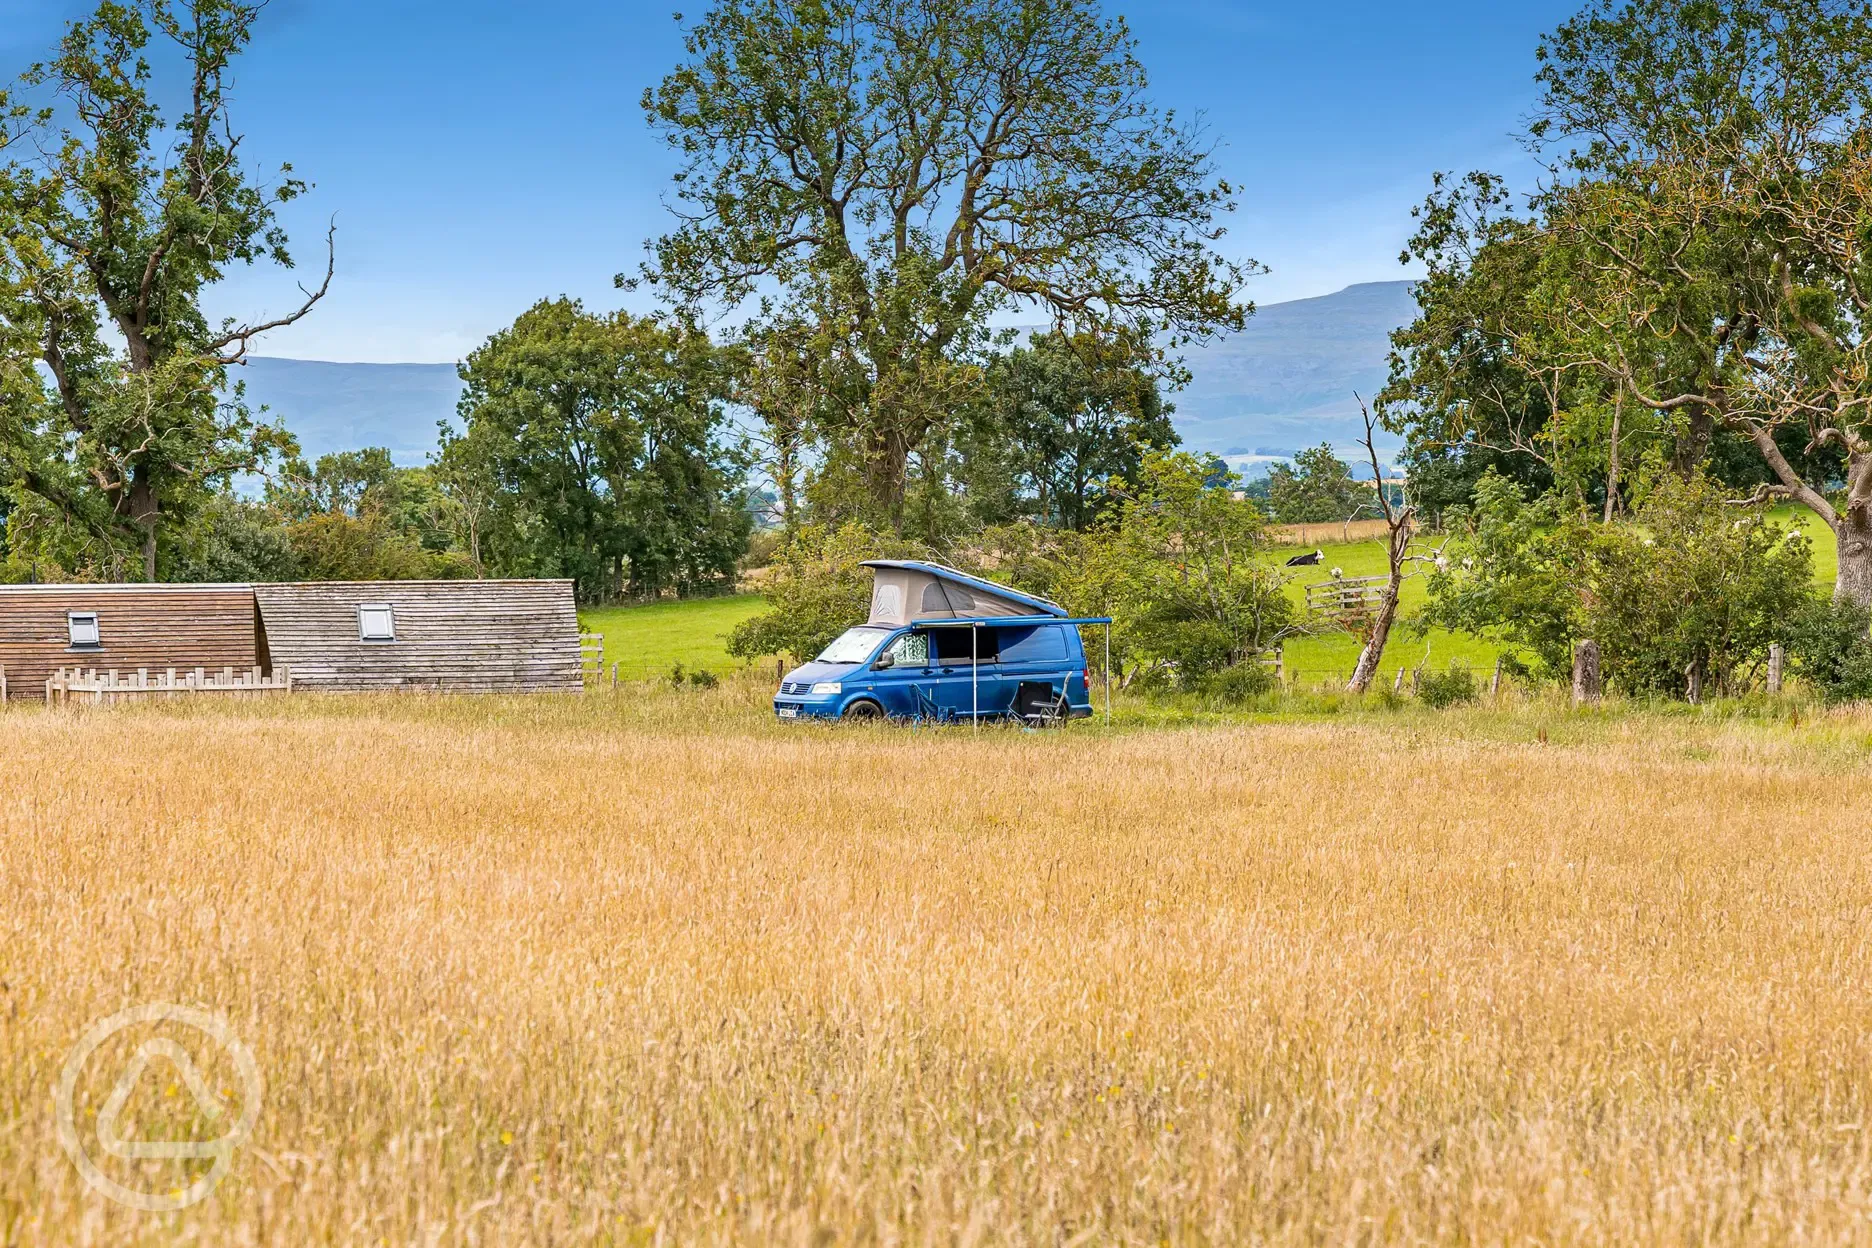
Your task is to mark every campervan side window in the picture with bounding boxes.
[883,632,930,667]
[67,612,101,650]
[358,603,396,642]
[932,628,999,665]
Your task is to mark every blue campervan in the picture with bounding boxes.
[773,561,1107,724]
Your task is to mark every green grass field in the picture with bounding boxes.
[578,594,769,678]
[586,507,1844,687]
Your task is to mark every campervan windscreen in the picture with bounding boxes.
[817,627,889,664]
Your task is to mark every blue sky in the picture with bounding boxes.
[2,0,1577,363]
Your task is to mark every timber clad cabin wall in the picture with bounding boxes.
[0,585,259,702]
[253,580,581,694]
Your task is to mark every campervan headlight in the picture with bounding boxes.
[810,682,843,696]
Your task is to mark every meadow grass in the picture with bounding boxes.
[6,682,1872,1243]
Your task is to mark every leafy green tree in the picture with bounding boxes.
[0,0,329,580]
[639,0,1254,527]
[975,331,1179,531]
[445,299,752,602]
[1266,444,1369,524]
[1787,596,1872,702]
[1054,451,1294,687]
[168,496,298,583]
[1398,0,1872,606]
[1378,174,1565,517]
[270,448,406,521]
[264,446,468,580]
[282,511,469,582]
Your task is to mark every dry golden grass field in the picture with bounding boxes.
[7,681,1872,1244]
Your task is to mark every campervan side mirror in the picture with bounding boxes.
[873,653,896,671]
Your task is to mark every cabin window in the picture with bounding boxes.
[67,612,101,650]
[358,603,396,642]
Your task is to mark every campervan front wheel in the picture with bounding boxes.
[841,699,885,722]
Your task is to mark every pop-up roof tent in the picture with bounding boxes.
[860,561,1067,626]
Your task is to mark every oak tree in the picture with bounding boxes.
[638,0,1254,527]
[0,0,330,579]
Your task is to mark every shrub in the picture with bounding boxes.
[1417,663,1478,709]
[1787,597,1872,703]
[726,523,925,661]
[665,663,721,691]
[1200,662,1278,706]
[1051,451,1295,690]
[1422,472,1811,698]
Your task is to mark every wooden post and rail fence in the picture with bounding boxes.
[579,633,605,685]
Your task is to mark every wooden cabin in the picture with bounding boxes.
[0,584,261,701]
[252,580,581,694]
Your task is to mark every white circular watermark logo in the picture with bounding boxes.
[54,1003,262,1212]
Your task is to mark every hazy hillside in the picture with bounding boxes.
[237,281,1418,468]
[1173,280,1417,462]
[230,357,463,466]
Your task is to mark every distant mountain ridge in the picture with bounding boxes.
[230,356,463,467]
[236,281,1420,468]
[1174,280,1418,461]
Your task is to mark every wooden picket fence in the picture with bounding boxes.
[46,665,293,706]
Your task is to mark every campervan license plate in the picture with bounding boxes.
[777,707,799,719]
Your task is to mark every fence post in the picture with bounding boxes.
[612,662,619,692]
[1490,656,1504,700]
[1573,640,1603,706]
[1767,643,1785,696]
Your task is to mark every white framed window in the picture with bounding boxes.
[67,611,101,649]
[357,603,396,642]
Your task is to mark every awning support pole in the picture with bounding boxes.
[972,624,979,732]
[1104,623,1112,727]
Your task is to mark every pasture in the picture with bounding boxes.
[5,686,1872,1243]
[580,506,1844,687]
[578,593,768,678]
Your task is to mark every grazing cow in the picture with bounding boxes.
[1286,548,1324,567]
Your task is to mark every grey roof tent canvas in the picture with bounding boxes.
[860,561,1069,626]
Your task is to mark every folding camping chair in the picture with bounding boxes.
[1013,681,1070,729]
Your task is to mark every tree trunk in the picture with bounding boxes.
[128,470,159,582]
[1603,393,1622,524]
[1672,403,1714,478]
[865,427,912,531]
[1836,503,1872,615]
[1346,578,1401,695]
[777,441,799,541]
